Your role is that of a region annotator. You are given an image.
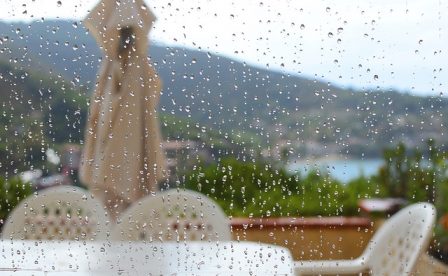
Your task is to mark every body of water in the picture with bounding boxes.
[287,159,384,183]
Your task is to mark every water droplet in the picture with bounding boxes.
[328,32,333,38]
[57,1,62,7]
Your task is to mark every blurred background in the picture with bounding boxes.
[1,0,448,264]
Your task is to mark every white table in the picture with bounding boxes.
[0,240,294,275]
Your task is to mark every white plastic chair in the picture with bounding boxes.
[294,202,436,276]
[2,185,110,240]
[111,189,232,241]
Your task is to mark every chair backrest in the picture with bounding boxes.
[361,202,436,276]
[111,189,232,241]
[2,185,110,240]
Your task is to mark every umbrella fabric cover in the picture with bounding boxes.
[80,0,166,217]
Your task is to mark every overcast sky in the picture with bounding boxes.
[0,0,447,96]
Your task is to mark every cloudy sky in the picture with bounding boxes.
[0,0,447,96]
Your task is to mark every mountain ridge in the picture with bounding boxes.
[1,19,447,159]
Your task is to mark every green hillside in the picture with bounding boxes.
[0,59,87,174]
[0,60,242,175]
[1,20,447,165]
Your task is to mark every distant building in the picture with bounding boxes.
[19,169,43,184]
[162,140,214,183]
[58,141,213,187]
[162,140,198,178]
[33,174,72,190]
[358,198,407,216]
[61,144,82,186]
[61,144,81,171]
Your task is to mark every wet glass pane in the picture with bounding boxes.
[0,0,447,274]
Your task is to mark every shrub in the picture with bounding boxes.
[0,177,33,223]
[184,157,377,217]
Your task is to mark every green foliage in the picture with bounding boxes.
[0,177,33,222]
[160,113,260,149]
[184,158,380,217]
[363,140,448,258]
[0,60,88,174]
[44,89,88,144]
[378,140,448,205]
[4,20,448,156]
[184,140,448,220]
[342,175,388,215]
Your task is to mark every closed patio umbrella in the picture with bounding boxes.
[79,0,166,218]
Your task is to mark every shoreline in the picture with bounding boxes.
[286,158,384,183]
[288,156,383,165]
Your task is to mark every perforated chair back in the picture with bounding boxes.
[111,189,231,241]
[2,186,110,240]
[362,202,436,275]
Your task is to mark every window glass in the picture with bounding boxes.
[0,0,447,273]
